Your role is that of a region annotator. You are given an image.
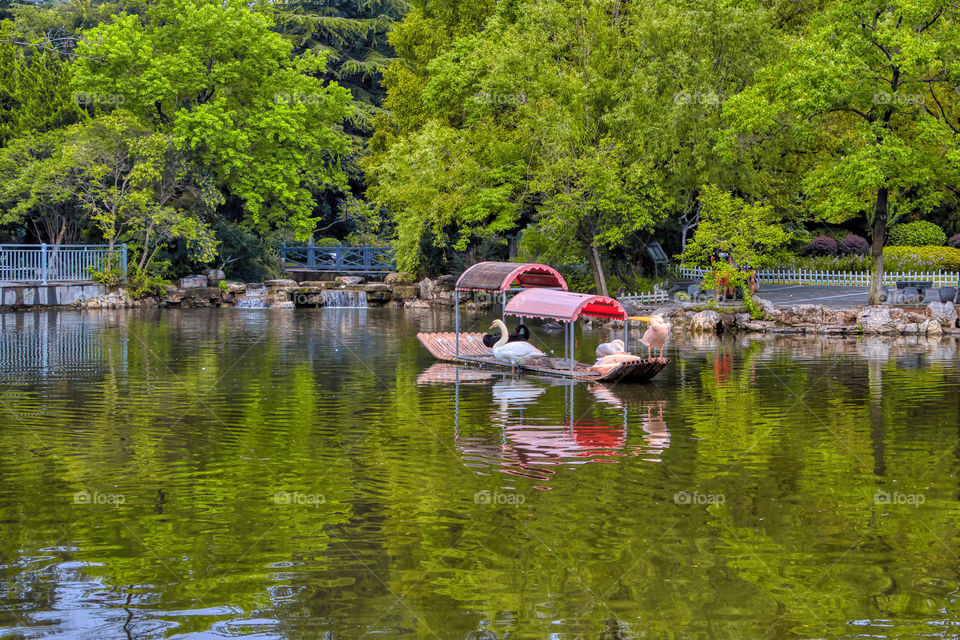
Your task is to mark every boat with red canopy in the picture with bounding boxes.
[416,262,669,382]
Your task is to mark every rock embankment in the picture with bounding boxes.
[665,297,960,337]
[73,271,479,310]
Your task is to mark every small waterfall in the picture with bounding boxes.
[236,287,269,309]
[321,290,368,308]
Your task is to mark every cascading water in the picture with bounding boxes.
[236,287,269,309]
[321,290,368,308]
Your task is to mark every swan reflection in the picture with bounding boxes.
[426,365,673,482]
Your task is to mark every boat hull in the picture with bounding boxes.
[417,332,668,382]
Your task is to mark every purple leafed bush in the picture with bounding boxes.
[948,234,960,249]
[808,235,839,256]
[838,234,869,255]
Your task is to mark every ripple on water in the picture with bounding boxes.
[2,311,960,639]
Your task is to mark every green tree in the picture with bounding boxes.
[369,0,791,284]
[681,185,793,268]
[0,111,217,268]
[72,0,354,239]
[276,0,406,114]
[723,0,960,304]
[0,22,81,146]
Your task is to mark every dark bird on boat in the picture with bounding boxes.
[540,320,563,332]
[482,323,529,348]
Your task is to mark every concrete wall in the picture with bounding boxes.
[0,284,106,307]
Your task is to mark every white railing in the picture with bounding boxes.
[0,244,126,284]
[679,267,960,288]
[619,284,670,304]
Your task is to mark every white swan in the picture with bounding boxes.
[595,338,625,359]
[489,319,546,373]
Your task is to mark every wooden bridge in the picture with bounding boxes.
[280,244,395,275]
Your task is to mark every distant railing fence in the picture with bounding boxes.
[619,284,670,304]
[680,267,960,288]
[281,244,395,273]
[0,244,127,284]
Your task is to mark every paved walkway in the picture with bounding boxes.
[752,284,947,308]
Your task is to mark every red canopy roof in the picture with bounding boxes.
[455,262,568,292]
[504,289,627,322]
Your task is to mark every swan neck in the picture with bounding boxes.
[493,319,508,348]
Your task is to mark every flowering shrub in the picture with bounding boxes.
[887,221,947,246]
[838,234,869,255]
[807,236,839,256]
[782,246,960,271]
[948,234,960,249]
[883,246,960,270]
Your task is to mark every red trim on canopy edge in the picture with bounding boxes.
[503,289,626,322]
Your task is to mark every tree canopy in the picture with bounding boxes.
[0,0,958,291]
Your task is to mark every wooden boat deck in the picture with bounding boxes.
[417,332,668,382]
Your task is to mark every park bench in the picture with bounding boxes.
[893,280,933,303]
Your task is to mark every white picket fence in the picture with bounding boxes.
[679,267,960,288]
[619,284,670,304]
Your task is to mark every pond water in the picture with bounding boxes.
[1,308,959,639]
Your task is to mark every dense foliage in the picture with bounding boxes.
[786,246,960,272]
[808,236,839,257]
[887,221,948,247]
[838,234,870,256]
[0,0,958,291]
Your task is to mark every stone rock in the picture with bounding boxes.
[829,308,859,325]
[226,281,246,294]
[923,319,944,336]
[926,301,958,328]
[392,285,419,300]
[900,323,919,335]
[269,300,295,309]
[780,304,825,325]
[820,325,849,335]
[431,290,461,306]
[744,320,777,332]
[364,283,392,303]
[291,285,325,295]
[690,310,720,334]
[201,268,225,283]
[264,279,298,288]
[719,313,736,334]
[404,298,431,309]
[857,306,896,334]
[177,275,208,289]
[384,272,414,285]
[420,278,436,300]
[335,275,364,286]
[752,295,778,317]
[734,313,751,327]
[435,275,457,290]
[299,280,330,288]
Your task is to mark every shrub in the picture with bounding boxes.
[782,254,870,271]
[780,246,960,271]
[838,234,869,255]
[882,246,960,271]
[947,234,960,249]
[887,221,946,247]
[124,265,170,299]
[807,236,838,256]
